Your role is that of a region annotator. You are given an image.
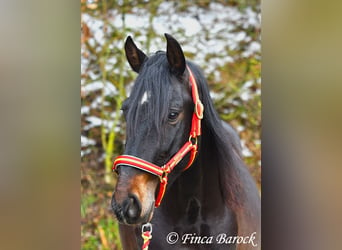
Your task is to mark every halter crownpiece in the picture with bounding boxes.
[112,66,204,207]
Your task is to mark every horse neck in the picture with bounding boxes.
[193,127,226,204]
[164,125,227,214]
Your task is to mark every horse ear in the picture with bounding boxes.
[165,33,186,76]
[124,36,147,73]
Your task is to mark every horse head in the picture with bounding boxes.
[111,34,195,225]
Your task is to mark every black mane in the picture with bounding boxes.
[187,61,244,209]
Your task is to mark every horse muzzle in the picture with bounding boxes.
[111,193,143,224]
[111,166,158,225]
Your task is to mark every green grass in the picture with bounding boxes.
[81,191,122,250]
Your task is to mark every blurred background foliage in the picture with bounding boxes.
[81,0,260,249]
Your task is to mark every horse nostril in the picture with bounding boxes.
[127,197,137,218]
[123,194,141,223]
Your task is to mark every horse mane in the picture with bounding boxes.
[187,61,244,210]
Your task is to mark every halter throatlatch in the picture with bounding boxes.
[112,66,204,207]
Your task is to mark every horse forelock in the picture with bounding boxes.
[126,52,175,138]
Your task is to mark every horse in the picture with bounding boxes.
[111,34,260,250]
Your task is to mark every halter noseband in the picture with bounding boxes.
[112,66,204,207]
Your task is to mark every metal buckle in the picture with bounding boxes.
[195,100,204,119]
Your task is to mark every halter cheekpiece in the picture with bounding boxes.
[112,66,204,207]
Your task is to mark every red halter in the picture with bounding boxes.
[112,66,204,207]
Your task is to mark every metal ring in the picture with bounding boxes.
[189,135,198,146]
[142,222,153,233]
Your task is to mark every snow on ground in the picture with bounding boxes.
[81,2,260,157]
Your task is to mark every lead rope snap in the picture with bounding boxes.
[141,223,152,250]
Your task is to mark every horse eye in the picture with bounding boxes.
[168,111,179,122]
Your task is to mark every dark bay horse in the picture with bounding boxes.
[111,34,260,249]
